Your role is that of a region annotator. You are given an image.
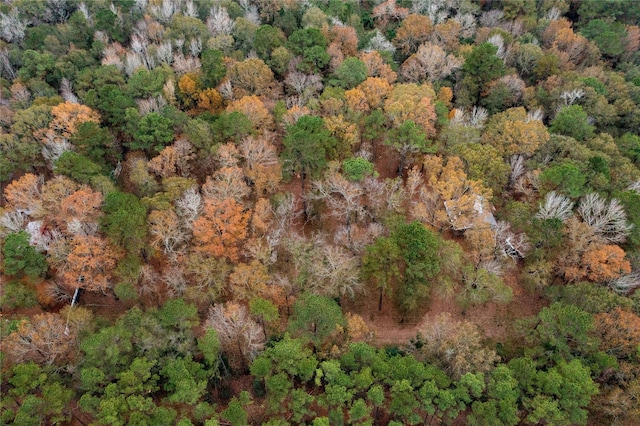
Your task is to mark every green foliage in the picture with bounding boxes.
[198,329,221,369]
[126,111,174,154]
[287,28,329,72]
[161,356,208,404]
[3,363,73,425]
[539,161,588,198]
[0,280,38,309]
[102,191,148,254]
[54,151,104,184]
[459,43,506,107]
[255,25,286,62]
[580,19,628,59]
[201,49,227,88]
[391,221,441,314]
[211,111,254,144]
[545,282,634,314]
[288,293,346,347]
[282,115,336,179]
[71,121,119,169]
[2,231,47,278]
[385,120,432,173]
[342,157,377,181]
[333,57,368,89]
[127,67,171,98]
[550,105,595,141]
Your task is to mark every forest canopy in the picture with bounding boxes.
[2,0,640,424]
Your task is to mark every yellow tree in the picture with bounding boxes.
[384,83,437,137]
[193,198,250,262]
[482,107,550,158]
[359,51,397,84]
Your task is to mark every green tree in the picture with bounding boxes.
[333,57,368,89]
[550,105,595,141]
[391,221,441,315]
[54,151,104,184]
[71,121,119,169]
[2,231,47,278]
[580,19,628,60]
[282,115,336,198]
[385,120,433,176]
[342,157,377,182]
[161,356,208,405]
[287,28,329,72]
[126,111,174,154]
[255,25,286,62]
[288,293,346,348]
[459,43,506,107]
[102,191,148,257]
[201,49,227,88]
[362,236,402,311]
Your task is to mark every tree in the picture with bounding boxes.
[333,57,368,89]
[3,231,47,278]
[385,120,432,175]
[127,111,174,154]
[399,42,463,83]
[71,121,118,168]
[391,221,441,314]
[205,303,265,372]
[595,307,640,360]
[3,173,43,216]
[482,107,550,157]
[2,313,76,366]
[63,235,122,293]
[160,356,208,405]
[384,84,437,137]
[550,105,595,141]
[415,313,500,379]
[193,198,250,262]
[226,95,272,130]
[102,191,148,256]
[281,115,336,195]
[459,43,506,107]
[287,293,346,349]
[227,58,275,97]
[393,14,432,55]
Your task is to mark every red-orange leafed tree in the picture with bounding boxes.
[60,186,103,225]
[193,198,250,262]
[63,235,122,292]
[595,307,640,359]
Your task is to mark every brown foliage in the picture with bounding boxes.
[227,58,275,97]
[60,187,103,225]
[394,14,433,55]
[226,95,273,129]
[4,173,43,215]
[2,313,76,366]
[359,51,397,84]
[49,101,100,138]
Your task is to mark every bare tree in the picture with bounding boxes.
[578,193,633,243]
[536,191,574,221]
[175,187,202,226]
[610,270,640,295]
[308,243,363,298]
[205,303,265,371]
[0,9,28,43]
[202,167,251,202]
[207,6,235,37]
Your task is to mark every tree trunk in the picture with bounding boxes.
[378,288,384,311]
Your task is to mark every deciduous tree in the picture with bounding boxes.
[193,198,249,262]
[63,235,122,293]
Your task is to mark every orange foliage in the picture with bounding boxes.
[384,85,437,137]
[581,244,631,283]
[193,198,250,262]
[359,51,397,84]
[197,88,224,114]
[229,260,271,301]
[358,77,393,110]
[595,307,640,359]
[329,25,358,57]
[49,101,100,137]
[345,88,369,113]
[227,95,273,129]
[64,236,122,292]
[60,186,103,224]
[3,173,43,215]
[432,19,462,51]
